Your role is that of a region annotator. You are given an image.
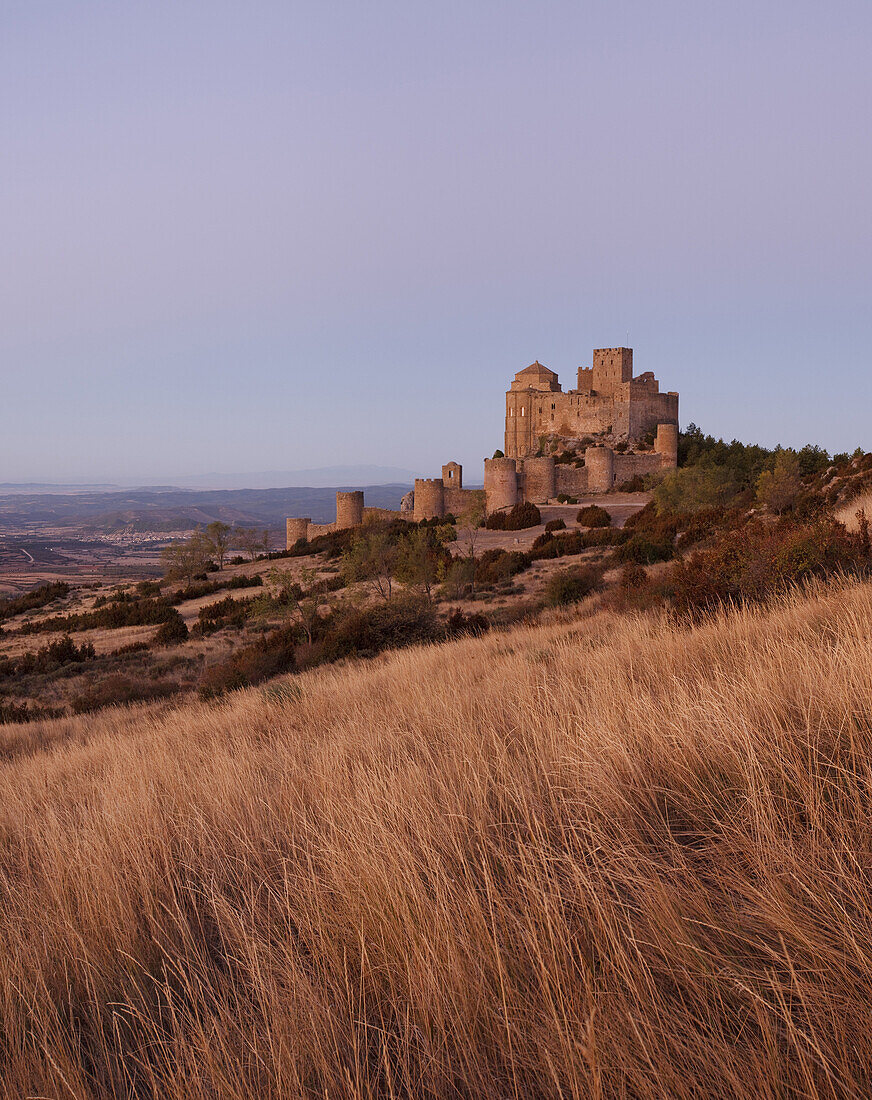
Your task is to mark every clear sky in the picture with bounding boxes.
[2,1,870,483]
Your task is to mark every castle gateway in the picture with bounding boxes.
[505,347,678,459]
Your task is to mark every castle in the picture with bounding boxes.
[504,347,677,459]
[286,347,679,546]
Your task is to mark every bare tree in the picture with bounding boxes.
[161,531,211,586]
[205,521,231,570]
[236,527,263,562]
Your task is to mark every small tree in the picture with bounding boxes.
[756,450,801,513]
[342,530,398,601]
[457,492,487,596]
[205,521,231,570]
[278,565,325,645]
[161,531,211,586]
[236,527,264,562]
[396,527,443,601]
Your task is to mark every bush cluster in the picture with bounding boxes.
[0,635,96,679]
[529,528,627,560]
[18,596,178,635]
[171,574,263,604]
[669,518,869,613]
[544,566,603,607]
[576,505,611,527]
[0,582,70,623]
[154,611,189,646]
[485,502,541,530]
[70,675,179,714]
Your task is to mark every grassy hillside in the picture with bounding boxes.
[2,579,872,1096]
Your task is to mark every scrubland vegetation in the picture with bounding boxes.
[3,434,872,721]
[1,579,872,1095]
[2,432,872,1092]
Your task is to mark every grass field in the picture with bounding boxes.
[2,578,872,1097]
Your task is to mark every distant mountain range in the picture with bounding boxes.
[0,465,421,494]
[0,483,414,532]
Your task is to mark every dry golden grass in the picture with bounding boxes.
[835,492,872,532]
[2,580,872,1097]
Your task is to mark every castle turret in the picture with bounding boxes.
[413,478,445,521]
[584,446,615,492]
[654,422,679,469]
[484,457,519,513]
[286,517,310,548]
[336,491,364,529]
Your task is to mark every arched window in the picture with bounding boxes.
[520,407,525,417]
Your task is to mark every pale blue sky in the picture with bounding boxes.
[2,1,870,482]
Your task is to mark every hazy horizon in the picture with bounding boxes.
[3,1,871,482]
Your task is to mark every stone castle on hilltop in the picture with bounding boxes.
[504,347,678,459]
[286,347,680,545]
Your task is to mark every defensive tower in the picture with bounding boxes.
[336,491,364,529]
[285,517,310,548]
[484,457,519,513]
[414,478,446,521]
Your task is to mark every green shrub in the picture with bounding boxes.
[199,627,298,698]
[0,582,70,622]
[577,505,611,527]
[669,518,867,614]
[475,549,529,586]
[615,536,675,565]
[485,502,541,531]
[171,574,263,604]
[154,611,189,646]
[319,598,439,662]
[1,635,97,678]
[0,700,63,725]
[544,519,566,533]
[545,566,602,606]
[445,610,490,636]
[19,596,178,635]
[71,676,179,714]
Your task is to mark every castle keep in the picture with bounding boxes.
[505,348,678,459]
[286,347,680,546]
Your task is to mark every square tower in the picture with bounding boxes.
[592,348,633,396]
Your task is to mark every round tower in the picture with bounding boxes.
[654,422,679,469]
[585,446,615,492]
[336,491,364,529]
[484,457,519,513]
[521,456,556,503]
[286,517,310,548]
[413,478,445,521]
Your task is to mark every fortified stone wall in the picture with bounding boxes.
[554,465,589,497]
[613,452,662,483]
[522,456,557,503]
[444,486,477,515]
